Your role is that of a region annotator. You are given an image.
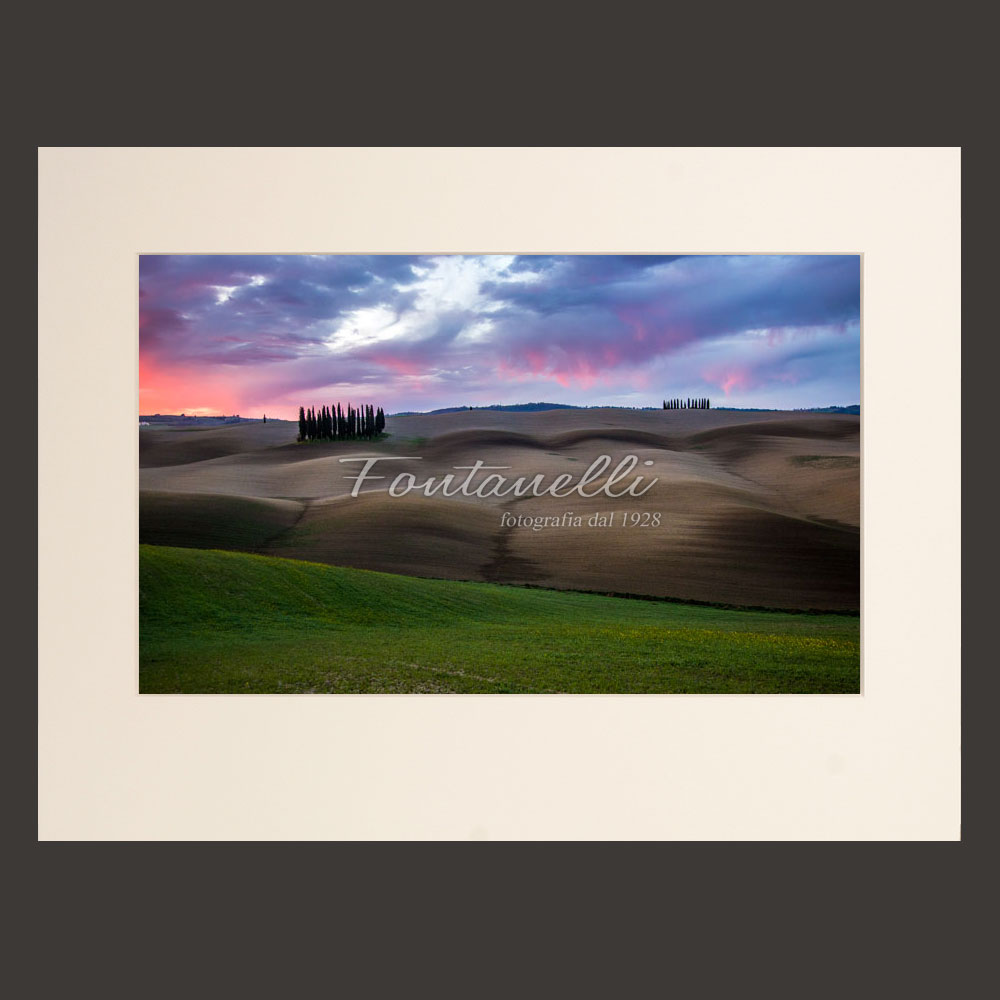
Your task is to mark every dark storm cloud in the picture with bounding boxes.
[139,254,425,367]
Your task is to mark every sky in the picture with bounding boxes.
[139,254,860,418]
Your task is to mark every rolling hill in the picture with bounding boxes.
[140,406,860,611]
[140,545,860,693]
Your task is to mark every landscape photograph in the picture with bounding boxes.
[140,253,861,694]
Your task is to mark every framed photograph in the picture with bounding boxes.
[38,148,960,839]
[138,252,860,695]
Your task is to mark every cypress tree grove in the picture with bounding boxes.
[295,401,389,442]
[663,396,710,410]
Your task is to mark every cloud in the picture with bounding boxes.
[139,253,860,415]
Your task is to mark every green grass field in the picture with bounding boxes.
[139,545,860,693]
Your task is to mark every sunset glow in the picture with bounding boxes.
[140,254,860,417]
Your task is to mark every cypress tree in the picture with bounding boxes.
[298,406,306,441]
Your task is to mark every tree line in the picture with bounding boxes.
[663,397,711,409]
[297,403,386,442]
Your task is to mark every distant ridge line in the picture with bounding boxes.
[390,403,861,416]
